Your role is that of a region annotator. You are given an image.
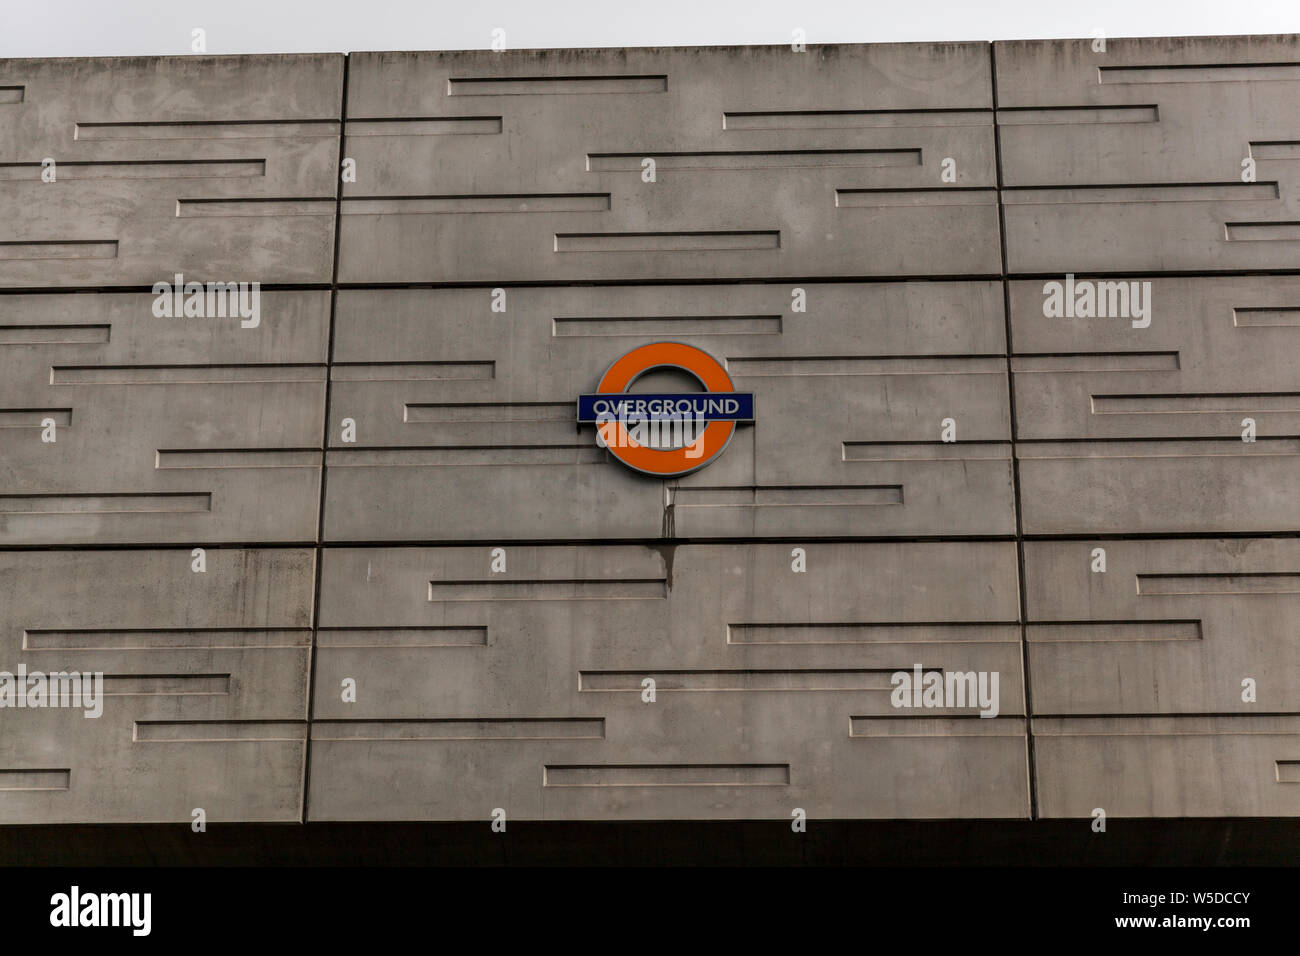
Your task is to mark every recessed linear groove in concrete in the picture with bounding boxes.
[176,198,336,218]
[402,402,572,423]
[0,324,110,344]
[850,716,1026,737]
[543,764,790,787]
[579,668,941,691]
[835,188,997,208]
[102,674,230,695]
[996,105,1160,124]
[1091,391,1300,413]
[1011,352,1180,372]
[1017,439,1300,459]
[1249,141,1300,160]
[586,149,921,170]
[553,315,782,336]
[729,355,1005,375]
[555,231,780,252]
[1136,573,1300,595]
[1099,62,1300,83]
[448,75,667,95]
[0,770,69,791]
[315,627,487,647]
[722,109,990,129]
[73,120,340,140]
[329,446,603,466]
[1025,621,1204,642]
[133,721,307,742]
[0,241,117,260]
[0,160,266,181]
[344,194,611,215]
[1226,221,1300,241]
[312,718,604,740]
[51,364,326,385]
[155,448,322,469]
[330,362,493,381]
[1234,307,1300,326]
[671,486,904,507]
[346,117,502,135]
[0,408,71,426]
[1004,183,1280,204]
[727,623,1021,644]
[0,493,211,514]
[428,579,666,601]
[1033,715,1300,735]
[843,442,1011,461]
[22,628,312,650]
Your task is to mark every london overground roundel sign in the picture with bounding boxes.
[576,342,755,478]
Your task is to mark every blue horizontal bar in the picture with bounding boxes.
[577,392,755,422]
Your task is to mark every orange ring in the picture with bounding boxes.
[594,342,738,477]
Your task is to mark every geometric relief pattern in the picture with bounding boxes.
[2,36,1296,821]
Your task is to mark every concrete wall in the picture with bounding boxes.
[1,36,1297,824]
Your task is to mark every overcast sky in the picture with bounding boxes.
[2,0,1298,57]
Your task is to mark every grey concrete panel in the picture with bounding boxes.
[1035,716,1300,818]
[1010,274,1300,534]
[1024,538,1300,715]
[0,291,327,545]
[1017,440,1300,535]
[308,542,1026,820]
[994,35,1300,273]
[0,55,342,287]
[1009,276,1300,440]
[0,548,314,823]
[337,46,999,282]
[324,283,1014,541]
[346,45,993,117]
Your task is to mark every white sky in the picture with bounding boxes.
[2,0,1298,57]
